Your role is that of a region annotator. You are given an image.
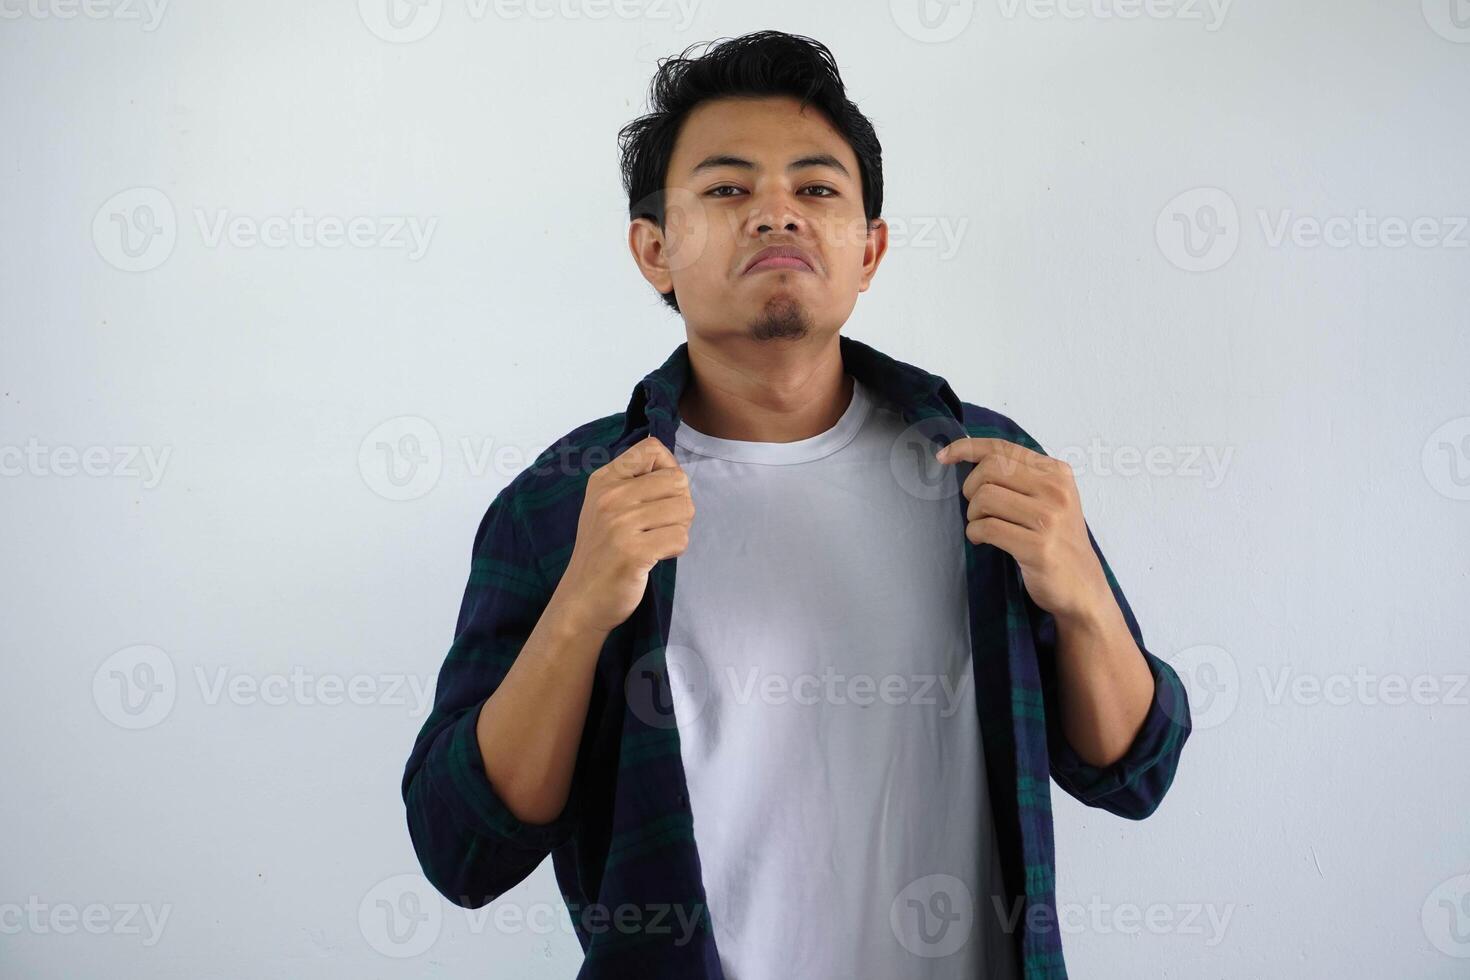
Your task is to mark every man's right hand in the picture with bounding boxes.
[552,435,695,635]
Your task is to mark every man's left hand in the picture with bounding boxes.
[935,437,1113,626]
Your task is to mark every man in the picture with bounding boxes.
[402,30,1191,979]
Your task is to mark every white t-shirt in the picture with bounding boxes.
[665,376,1019,980]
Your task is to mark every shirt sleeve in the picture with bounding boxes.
[401,482,582,907]
[1033,520,1193,820]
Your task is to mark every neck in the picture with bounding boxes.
[676,335,854,443]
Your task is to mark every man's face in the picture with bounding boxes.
[629,95,887,344]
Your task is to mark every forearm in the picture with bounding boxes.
[1052,597,1156,768]
[475,589,609,826]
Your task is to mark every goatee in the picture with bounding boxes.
[748,293,811,342]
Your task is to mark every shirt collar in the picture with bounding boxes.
[615,334,966,451]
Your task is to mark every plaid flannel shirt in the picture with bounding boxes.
[402,334,1193,978]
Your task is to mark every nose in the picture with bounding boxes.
[742,183,808,238]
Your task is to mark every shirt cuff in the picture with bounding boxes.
[1047,646,1191,813]
[423,698,580,854]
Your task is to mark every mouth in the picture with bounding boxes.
[746,257,814,274]
[743,246,816,275]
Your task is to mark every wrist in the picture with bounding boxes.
[545,590,611,642]
[1053,590,1124,641]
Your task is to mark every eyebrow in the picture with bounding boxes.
[688,153,852,179]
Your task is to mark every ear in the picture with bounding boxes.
[857,216,890,294]
[628,216,674,295]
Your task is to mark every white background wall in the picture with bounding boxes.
[3,1,1467,976]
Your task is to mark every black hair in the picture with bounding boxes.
[617,30,884,313]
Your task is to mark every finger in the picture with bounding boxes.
[626,466,691,504]
[966,515,1035,558]
[629,493,696,533]
[936,436,1043,468]
[645,437,681,472]
[966,481,1045,530]
[641,523,691,564]
[941,438,1052,487]
[960,450,1049,500]
[611,435,678,478]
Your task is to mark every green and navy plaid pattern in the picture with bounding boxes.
[402,334,1192,978]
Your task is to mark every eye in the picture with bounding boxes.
[704,185,840,198]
